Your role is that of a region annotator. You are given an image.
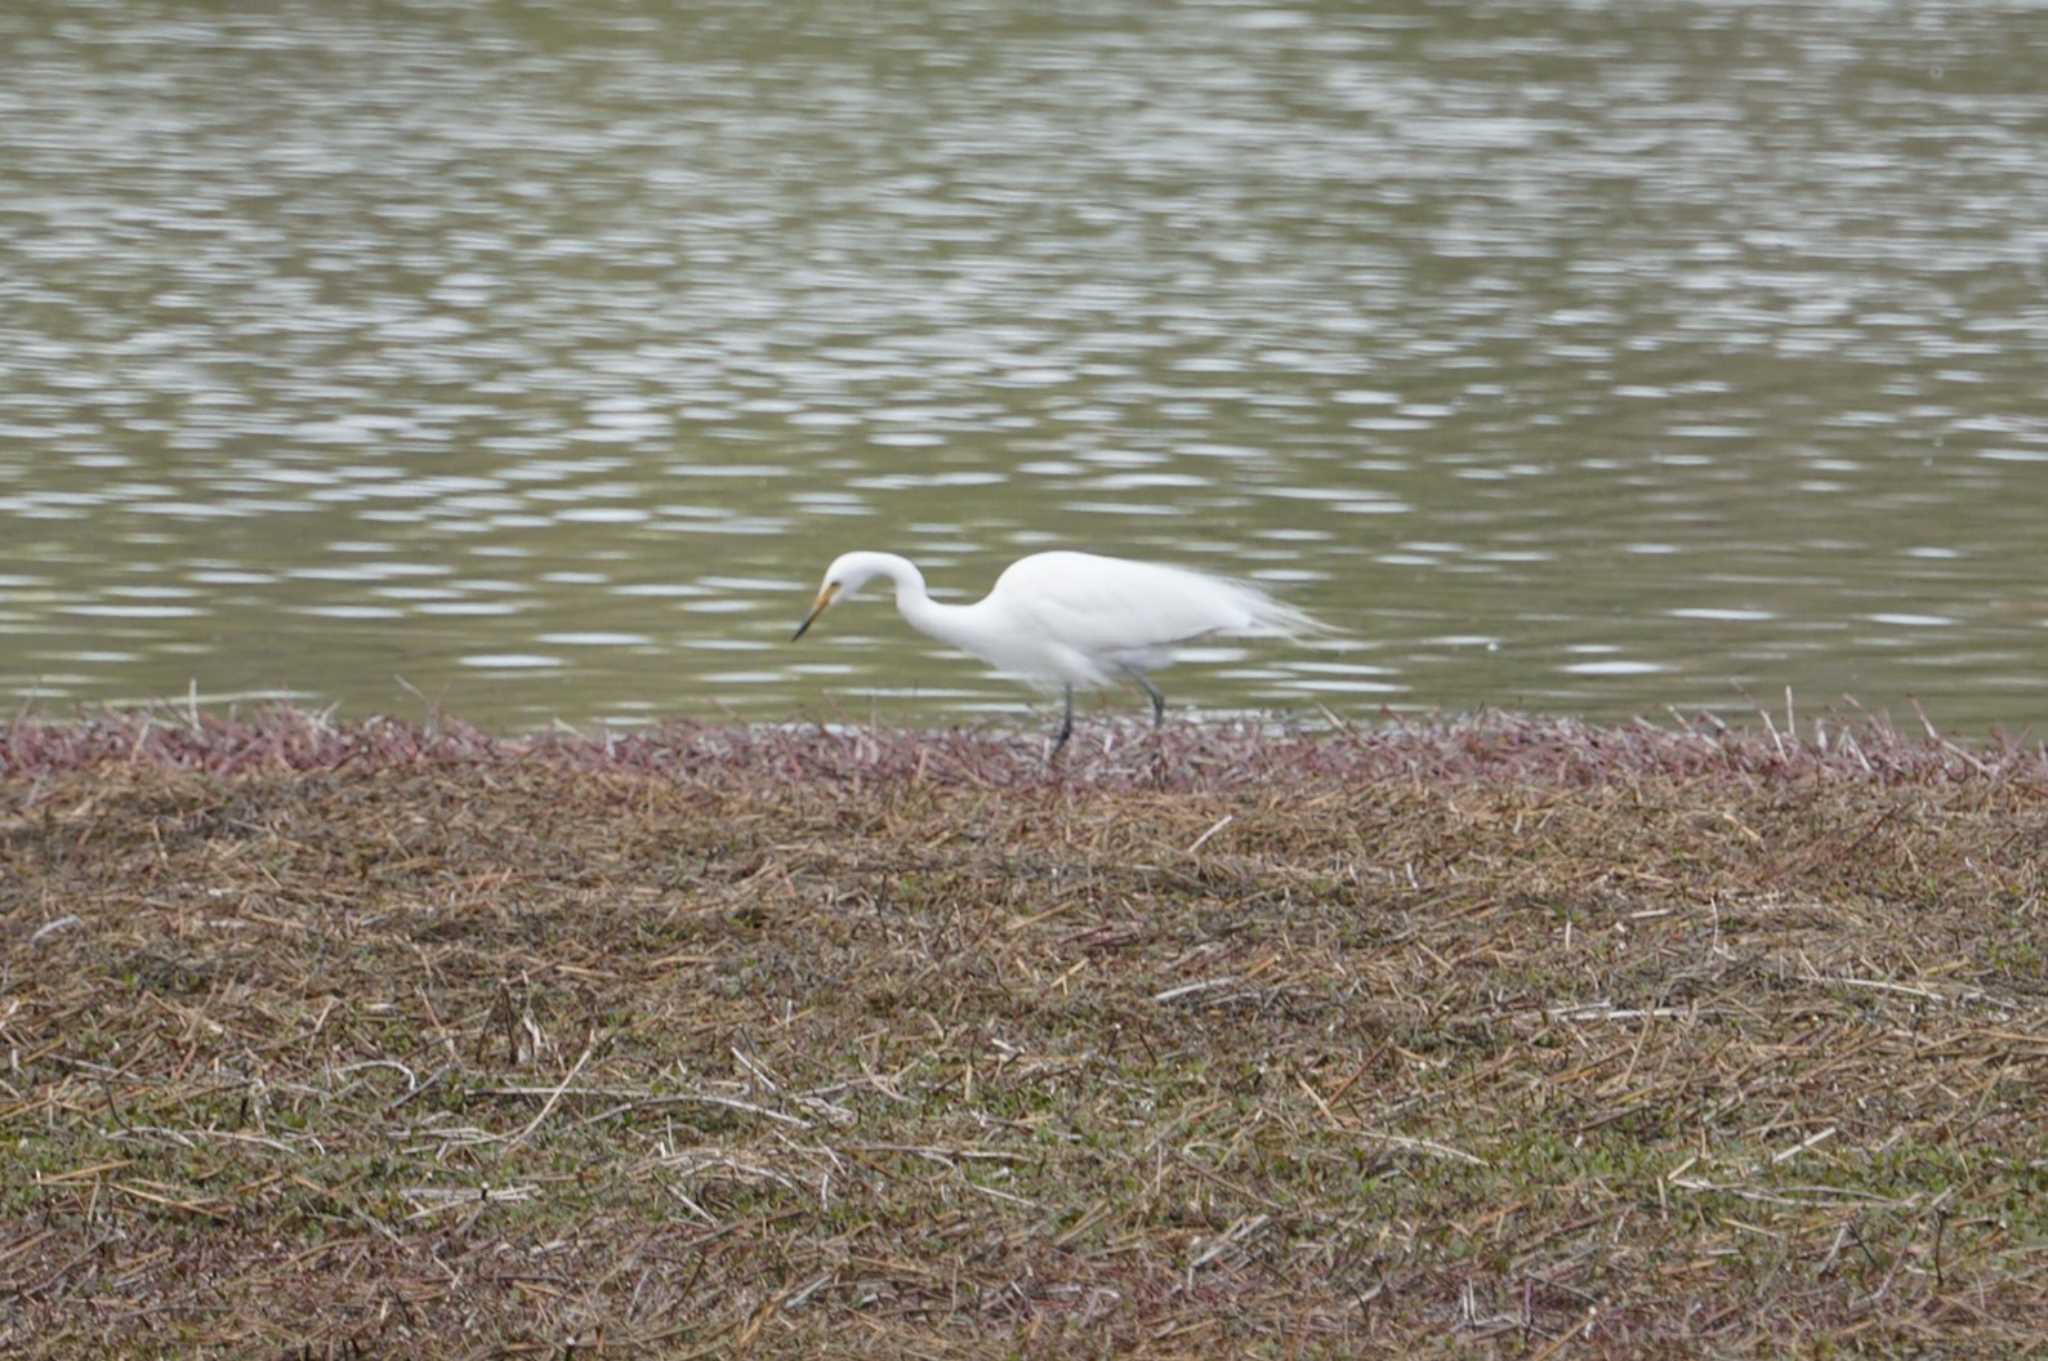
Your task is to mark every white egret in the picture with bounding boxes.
[791,549,1330,754]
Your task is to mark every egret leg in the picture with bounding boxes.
[1050,684,1075,757]
[1131,673,1166,727]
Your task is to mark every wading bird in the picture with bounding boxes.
[791,549,1329,755]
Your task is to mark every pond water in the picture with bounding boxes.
[4,0,2046,733]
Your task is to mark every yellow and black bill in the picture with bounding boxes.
[791,582,840,641]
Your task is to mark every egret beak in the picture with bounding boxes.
[791,583,839,641]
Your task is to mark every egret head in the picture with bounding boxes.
[791,551,891,641]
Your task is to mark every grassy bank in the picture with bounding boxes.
[3,711,2046,1357]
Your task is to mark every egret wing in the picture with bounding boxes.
[993,552,1318,671]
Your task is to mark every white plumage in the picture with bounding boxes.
[791,549,1329,752]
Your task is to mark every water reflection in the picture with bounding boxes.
[1,0,2045,730]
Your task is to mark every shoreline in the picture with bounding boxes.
[5,704,2044,788]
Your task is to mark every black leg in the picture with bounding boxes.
[1133,673,1165,727]
[1050,684,1074,757]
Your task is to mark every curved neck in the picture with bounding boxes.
[870,554,977,651]
[866,552,926,603]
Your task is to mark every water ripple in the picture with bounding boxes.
[0,0,2042,728]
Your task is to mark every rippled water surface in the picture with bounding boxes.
[4,0,2046,731]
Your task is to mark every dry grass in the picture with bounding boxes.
[3,708,2046,1357]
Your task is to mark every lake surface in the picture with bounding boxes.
[4,0,2046,734]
